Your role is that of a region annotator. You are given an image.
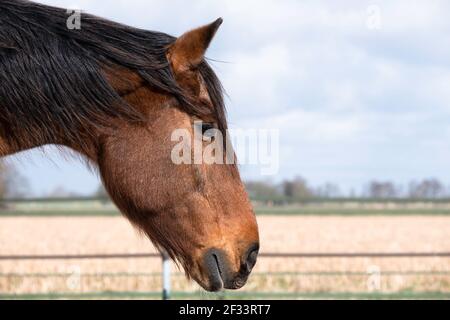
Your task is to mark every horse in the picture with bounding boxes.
[0,0,259,292]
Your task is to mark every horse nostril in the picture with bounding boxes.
[245,244,259,272]
[203,249,227,292]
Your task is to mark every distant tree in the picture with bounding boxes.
[282,176,313,202]
[245,181,281,202]
[47,186,80,198]
[408,178,446,199]
[0,162,28,199]
[94,183,109,199]
[365,181,398,199]
[315,183,341,198]
[0,164,6,199]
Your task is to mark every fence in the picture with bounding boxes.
[1,251,449,300]
[1,197,450,299]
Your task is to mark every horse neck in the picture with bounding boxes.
[0,117,99,160]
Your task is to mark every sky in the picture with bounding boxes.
[4,0,450,196]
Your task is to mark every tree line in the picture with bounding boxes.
[1,162,450,202]
[0,162,28,199]
[245,177,450,204]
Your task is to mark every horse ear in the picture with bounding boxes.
[168,18,223,72]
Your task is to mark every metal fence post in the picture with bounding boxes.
[162,251,171,300]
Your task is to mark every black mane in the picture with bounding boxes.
[0,0,226,150]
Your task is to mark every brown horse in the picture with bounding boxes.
[0,0,259,292]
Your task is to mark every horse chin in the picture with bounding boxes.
[203,276,224,293]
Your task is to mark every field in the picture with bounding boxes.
[1,210,449,299]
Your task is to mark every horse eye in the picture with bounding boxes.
[201,123,216,139]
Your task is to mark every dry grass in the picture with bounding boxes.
[0,215,449,297]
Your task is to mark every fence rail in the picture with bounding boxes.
[1,252,450,260]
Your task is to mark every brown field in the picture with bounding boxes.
[0,215,449,298]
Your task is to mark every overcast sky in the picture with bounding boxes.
[5,0,450,196]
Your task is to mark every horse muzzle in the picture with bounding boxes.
[202,243,259,292]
